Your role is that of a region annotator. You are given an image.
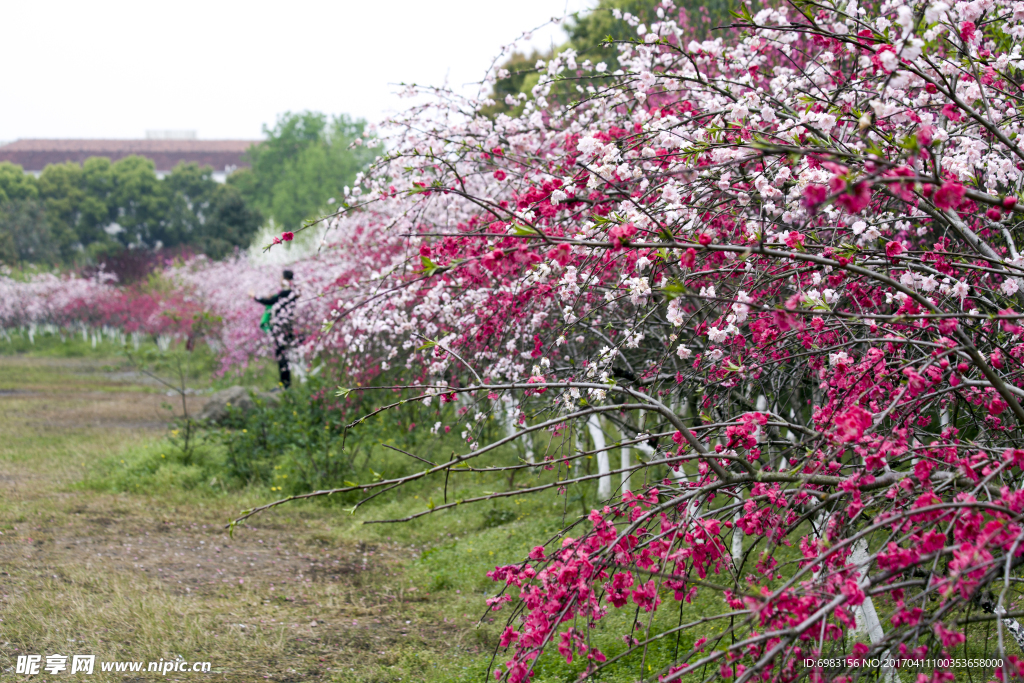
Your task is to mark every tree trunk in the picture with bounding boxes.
[587,415,611,500]
[732,506,743,571]
[621,445,631,492]
[850,539,901,683]
[503,400,534,464]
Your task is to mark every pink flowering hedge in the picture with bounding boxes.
[0,266,248,350]
[0,254,343,373]
[235,0,1024,680]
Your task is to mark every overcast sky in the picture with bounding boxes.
[2,0,594,143]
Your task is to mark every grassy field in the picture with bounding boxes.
[4,335,1016,683]
[0,339,532,683]
[1,336,682,683]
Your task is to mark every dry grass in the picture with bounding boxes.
[0,355,491,682]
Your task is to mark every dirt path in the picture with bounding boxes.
[0,356,480,683]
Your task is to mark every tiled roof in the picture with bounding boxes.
[0,139,260,172]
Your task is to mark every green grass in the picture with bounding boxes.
[0,326,280,389]
[4,338,1019,682]
[0,339,815,682]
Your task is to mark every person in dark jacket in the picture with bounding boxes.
[250,269,298,388]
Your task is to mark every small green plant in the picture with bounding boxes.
[480,508,516,528]
[85,438,226,493]
[218,378,356,493]
[123,337,209,464]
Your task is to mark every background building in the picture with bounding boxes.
[0,132,258,182]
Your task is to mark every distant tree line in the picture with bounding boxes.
[484,0,734,117]
[0,112,379,268]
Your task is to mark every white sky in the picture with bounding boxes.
[2,0,594,142]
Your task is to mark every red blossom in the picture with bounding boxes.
[885,241,905,259]
[933,181,966,210]
[836,181,872,213]
[802,184,828,210]
[608,223,637,248]
[835,406,873,442]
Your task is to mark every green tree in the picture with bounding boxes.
[108,155,169,249]
[1,156,263,265]
[163,162,261,258]
[0,199,61,266]
[162,162,219,248]
[481,51,545,118]
[0,162,38,203]
[236,112,380,230]
[37,160,115,258]
[0,164,79,265]
[77,158,119,250]
[563,0,735,72]
[200,183,261,259]
[486,0,734,115]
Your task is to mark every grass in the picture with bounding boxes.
[0,336,503,682]
[3,331,1019,682]
[0,333,671,682]
[0,332,722,683]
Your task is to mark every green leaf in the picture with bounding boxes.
[661,279,689,299]
[344,480,359,487]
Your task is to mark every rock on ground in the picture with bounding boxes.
[196,385,279,423]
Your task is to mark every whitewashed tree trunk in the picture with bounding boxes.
[662,404,688,482]
[780,408,800,471]
[502,400,534,464]
[521,419,534,464]
[290,347,308,385]
[587,415,611,500]
[621,445,631,493]
[732,506,743,570]
[851,539,901,683]
[811,511,830,583]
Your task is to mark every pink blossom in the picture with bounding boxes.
[934,622,966,648]
[933,182,966,210]
[836,181,872,213]
[834,406,873,442]
[802,184,828,210]
[784,231,805,248]
[608,223,637,248]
